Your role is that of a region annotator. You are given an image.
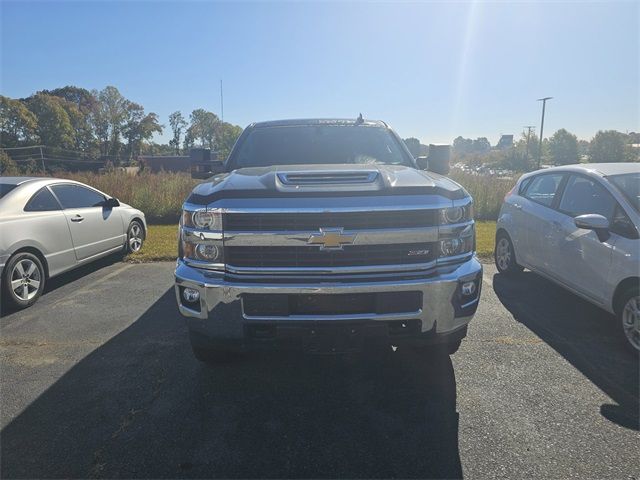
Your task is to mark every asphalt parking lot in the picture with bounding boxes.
[1,257,638,479]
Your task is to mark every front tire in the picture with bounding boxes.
[616,288,640,354]
[2,252,46,310]
[126,220,145,254]
[494,232,524,275]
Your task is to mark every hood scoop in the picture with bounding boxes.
[276,170,381,192]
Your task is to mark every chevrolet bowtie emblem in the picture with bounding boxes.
[307,228,356,250]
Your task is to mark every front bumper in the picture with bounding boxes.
[175,256,482,350]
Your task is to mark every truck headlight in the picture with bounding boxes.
[439,203,473,225]
[182,208,222,231]
[439,224,474,258]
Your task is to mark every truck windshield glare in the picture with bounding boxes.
[231,125,413,169]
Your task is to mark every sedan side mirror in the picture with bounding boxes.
[104,197,120,209]
[574,214,610,242]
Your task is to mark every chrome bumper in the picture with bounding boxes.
[175,256,482,341]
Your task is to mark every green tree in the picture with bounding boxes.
[217,122,243,159]
[26,94,75,148]
[548,128,578,165]
[472,137,491,153]
[94,86,128,160]
[589,130,626,163]
[122,102,163,161]
[0,95,38,147]
[403,137,421,158]
[168,111,187,154]
[0,148,19,174]
[186,109,220,150]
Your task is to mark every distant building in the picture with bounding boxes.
[138,155,190,173]
[496,134,514,149]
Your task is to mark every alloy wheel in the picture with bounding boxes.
[622,295,640,351]
[496,237,511,271]
[10,259,41,301]
[129,223,143,252]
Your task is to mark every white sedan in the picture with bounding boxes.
[0,177,146,309]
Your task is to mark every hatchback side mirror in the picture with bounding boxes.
[574,214,610,242]
[104,197,120,208]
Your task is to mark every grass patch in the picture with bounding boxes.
[126,225,178,262]
[128,221,497,263]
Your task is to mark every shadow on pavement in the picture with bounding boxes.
[493,271,639,431]
[1,288,462,479]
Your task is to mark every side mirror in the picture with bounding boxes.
[104,197,120,208]
[191,160,225,179]
[574,214,610,242]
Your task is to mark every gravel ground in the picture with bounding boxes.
[1,257,638,479]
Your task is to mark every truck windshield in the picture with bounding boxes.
[231,125,413,169]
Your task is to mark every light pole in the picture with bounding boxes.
[537,97,552,168]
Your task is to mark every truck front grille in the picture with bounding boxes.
[226,242,437,268]
[224,210,438,231]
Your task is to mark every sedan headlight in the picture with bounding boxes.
[439,203,473,225]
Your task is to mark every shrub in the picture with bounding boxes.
[449,171,517,220]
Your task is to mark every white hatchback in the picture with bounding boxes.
[495,163,639,353]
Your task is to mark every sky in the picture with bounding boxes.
[1,1,638,145]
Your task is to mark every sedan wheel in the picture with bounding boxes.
[621,295,640,352]
[127,222,144,253]
[2,252,46,309]
[10,259,41,301]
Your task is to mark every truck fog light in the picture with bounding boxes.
[461,281,476,296]
[196,243,220,261]
[183,287,200,303]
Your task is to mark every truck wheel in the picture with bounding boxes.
[2,252,46,310]
[189,331,237,363]
[494,232,524,275]
[616,287,640,355]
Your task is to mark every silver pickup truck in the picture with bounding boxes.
[175,118,482,361]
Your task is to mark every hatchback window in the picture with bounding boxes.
[559,175,616,219]
[24,187,60,212]
[522,173,564,207]
[50,184,105,209]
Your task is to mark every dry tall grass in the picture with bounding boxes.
[449,171,518,220]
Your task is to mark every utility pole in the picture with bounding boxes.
[39,146,45,173]
[523,125,535,160]
[537,97,552,169]
[220,80,224,123]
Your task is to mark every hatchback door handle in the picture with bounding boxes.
[70,215,84,222]
[513,203,522,210]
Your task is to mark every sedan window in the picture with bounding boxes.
[559,175,616,219]
[522,173,564,207]
[50,184,106,209]
[0,183,18,199]
[24,187,61,211]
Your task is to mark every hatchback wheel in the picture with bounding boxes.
[126,221,145,253]
[618,289,640,354]
[494,233,524,275]
[2,252,46,309]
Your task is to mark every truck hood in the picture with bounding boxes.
[187,164,467,205]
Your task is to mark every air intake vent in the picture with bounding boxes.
[277,171,379,185]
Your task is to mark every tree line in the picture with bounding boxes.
[0,85,243,166]
[445,128,639,172]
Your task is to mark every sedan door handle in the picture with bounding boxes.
[70,215,84,222]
